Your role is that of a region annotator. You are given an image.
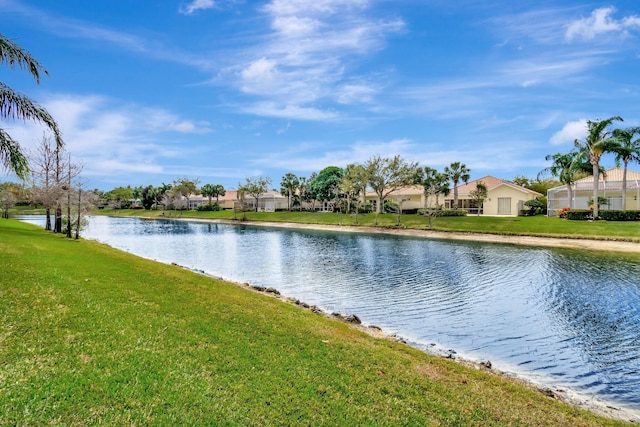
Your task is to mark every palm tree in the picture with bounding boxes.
[1,33,64,180]
[538,149,592,209]
[444,162,470,209]
[280,173,299,211]
[574,116,623,218]
[611,127,640,210]
[201,183,225,206]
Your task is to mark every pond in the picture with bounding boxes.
[19,215,640,411]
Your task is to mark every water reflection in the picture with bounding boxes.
[18,215,640,408]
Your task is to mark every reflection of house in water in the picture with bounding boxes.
[546,168,640,216]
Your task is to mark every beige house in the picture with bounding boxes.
[446,176,542,216]
[363,177,540,216]
[547,168,640,216]
[364,185,425,213]
[217,190,288,212]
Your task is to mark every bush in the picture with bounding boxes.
[566,210,592,220]
[418,209,467,217]
[598,210,640,221]
[197,203,221,212]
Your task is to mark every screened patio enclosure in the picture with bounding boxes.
[546,168,640,216]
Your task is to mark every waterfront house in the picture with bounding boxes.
[363,177,540,216]
[546,167,640,216]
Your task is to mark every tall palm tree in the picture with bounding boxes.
[574,116,623,218]
[280,172,300,211]
[1,33,64,180]
[444,162,470,209]
[611,127,640,210]
[538,149,592,209]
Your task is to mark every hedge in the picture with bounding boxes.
[566,210,592,220]
[598,210,640,221]
[566,209,640,221]
[418,209,468,217]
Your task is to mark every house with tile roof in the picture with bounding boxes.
[443,176,542,216]
[546,167,640,216]
[364,177,540,216]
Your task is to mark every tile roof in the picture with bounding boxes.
[454,176,542,196]
[575,167,640,183]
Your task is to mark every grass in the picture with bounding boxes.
[0,219,634,425]
[92,208,640,242]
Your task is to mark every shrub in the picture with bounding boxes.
[418,209,467,217]
[566,210,592,220]
[197,203,221,212]
[598,210,640,221]
[558,207,570,219]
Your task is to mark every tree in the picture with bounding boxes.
[172,177,199,211]
[131,186,143,208]
[201,183,226,206]
[30,134,60,230]
[468,181,488,216]
[71,176,95,239]
[299,174,315,211]
[0,188,15,218]
[364,155,419,214]
[418,167,450,210]
[308,167,344,206]
[141,185,156,210]
[574,116,623,218]
[444,162,470,209]
[239,176,271,212]
[339,163,368,224]
[538,150,592,210]
[107,186,134,210]
[1,33,64,180]
[280,173,299,211]
[611,127,640,210]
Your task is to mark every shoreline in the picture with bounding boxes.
[162,217,640,422]
[175,216,640,253]
[185,264,640,423]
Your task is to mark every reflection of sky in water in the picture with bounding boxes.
[19,215,640,409]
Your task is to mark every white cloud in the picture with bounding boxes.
[179,0,216,15]
[242,102,339,121]
[336,83,377,104]
[228,0,404,120]
[14,93,211,179]
[565,7,640,41]
[549,119,587,145]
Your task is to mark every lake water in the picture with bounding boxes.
[19,215,640,411]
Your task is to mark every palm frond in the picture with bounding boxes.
[0,83,63,149]
[0,33,48,83]
[0,128,29,180]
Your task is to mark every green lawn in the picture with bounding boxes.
[0,219,633,425]
[94,208,640,242]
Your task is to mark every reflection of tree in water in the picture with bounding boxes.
[544,251,640,401]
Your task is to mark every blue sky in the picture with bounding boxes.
[3,0,640,190]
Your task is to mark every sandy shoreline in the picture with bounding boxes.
[180,217,640,253]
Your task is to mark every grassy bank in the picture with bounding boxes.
[94,208,640,242]
[0,219,633,425]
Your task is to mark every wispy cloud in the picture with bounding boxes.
[226,0,404,121]
[179,0,216,15]
[565,7,640,42]
[17,94,211,179]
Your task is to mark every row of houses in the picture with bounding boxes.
[183,168,640,217]
[185,175,542,216]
